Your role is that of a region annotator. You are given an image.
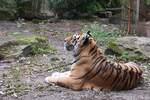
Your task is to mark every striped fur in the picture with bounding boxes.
[45,32,143,91]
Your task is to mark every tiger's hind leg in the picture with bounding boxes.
[45,71,83,90]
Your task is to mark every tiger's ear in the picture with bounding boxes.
[81,31,91,45]
[86,31,92,37]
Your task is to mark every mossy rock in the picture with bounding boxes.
[0,34,56,60]
[21,37,57,56]
[107,40,123,55]
[105,36,150,61]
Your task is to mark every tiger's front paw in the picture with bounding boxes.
[45,72,60,84]
[51,72,60,77]
[45,76,58,84]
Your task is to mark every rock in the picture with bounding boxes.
[136,21,150,37]
[0,35,47,60]
[106,36,150,61]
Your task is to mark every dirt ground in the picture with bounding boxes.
[0,20,150,100]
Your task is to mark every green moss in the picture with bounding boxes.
[16,35,44,44]
[120,51,145,61]
[32,19,48,24]
[107,40,123,54]
[127,55,148,61]
[7,32,47,44]
[9,65,21,81]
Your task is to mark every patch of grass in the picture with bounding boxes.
[2,80,30,97]
[10,66,21,81]
[16,35,44,44]
[1,65,31,97]
[143,63,150,70]
[120,51,129,61]
[82,23,121,46]
[8,32,22,36]
[35,83,49,92]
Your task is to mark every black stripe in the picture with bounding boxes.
[77,56,103,79]
[132,74,137,88]
[103,63,114,81]
[111,64,122,90]
[72,55,90,64]
[98,61,109,77]
[116,68,125,90]
[116,69,125,90]
[113,64,127,90]
[122,71,130,90]
[90,46,98,56]
[130,65,139,88]
[119,69,128,90]
[112,63,123,90]
[134,73,139,87]
[111,64,122,84]
[86,58,106,80]
[89,45,97,55]
[127,67,134,89]
[112,64,122,89]
[84,57,105,80]
[120,65,129,89]
[134,65,141,74]
[91,52,97,59]
[91,49,97,56]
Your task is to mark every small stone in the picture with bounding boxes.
[13,93,18,98]
[0,91,5,95]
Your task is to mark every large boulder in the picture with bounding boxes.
[105,36,150,61]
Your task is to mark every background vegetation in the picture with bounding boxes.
[0,0,122,20]
[0,0,149,20]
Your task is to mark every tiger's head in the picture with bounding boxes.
[64,31,96,57]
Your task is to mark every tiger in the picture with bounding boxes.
[45,31,143,91]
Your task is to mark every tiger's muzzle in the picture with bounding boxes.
[64,43,74,51]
